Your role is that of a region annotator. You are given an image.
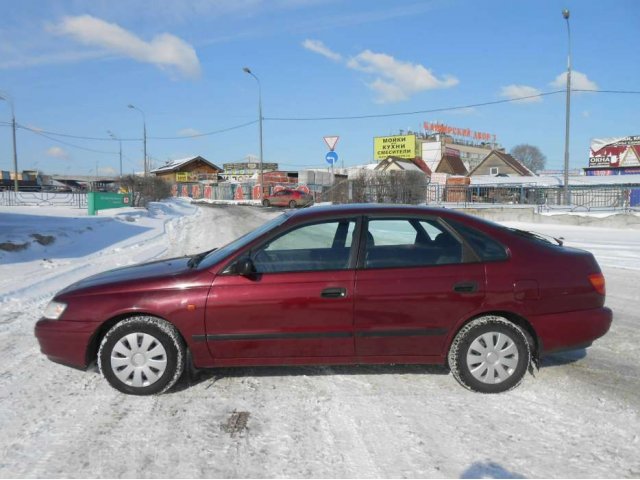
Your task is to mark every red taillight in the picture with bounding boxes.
[588,273,606,295]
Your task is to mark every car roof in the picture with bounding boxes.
[288,203,452,219]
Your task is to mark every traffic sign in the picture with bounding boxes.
[323,136,340,151]
[325,151,338,165]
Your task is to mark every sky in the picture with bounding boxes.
[0,0,639,176]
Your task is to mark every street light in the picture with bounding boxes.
[127,104,147,176]
[0,92,19,192]
[107,130,123,177]
[562,8,572,205]
[243,67,265,198]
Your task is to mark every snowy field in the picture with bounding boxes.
[1,201,639,478]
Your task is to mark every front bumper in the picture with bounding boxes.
[34,319,99,369]
[532,306,613,354]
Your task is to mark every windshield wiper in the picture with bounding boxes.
[187,248,217,268]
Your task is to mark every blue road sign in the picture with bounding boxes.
[325,151,338,165]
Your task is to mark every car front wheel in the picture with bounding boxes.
[262,199,270,207]
[98,316,185,395]
[448,316,530,393]
[288,200,297,208]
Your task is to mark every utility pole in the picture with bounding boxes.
[243,67,265,198]
[562,9,572,205]
[108,130,123,177]
[128,104,148,176]
[0,93,19,192]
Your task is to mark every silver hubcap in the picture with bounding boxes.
[466,332,519,384]
[110,333,167,388]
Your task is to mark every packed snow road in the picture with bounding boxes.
[1,202,639,478]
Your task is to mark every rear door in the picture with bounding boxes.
[206,217,359,359]
[354,216,486,358]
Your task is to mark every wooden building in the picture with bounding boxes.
[151,156,223,183]
[468,150,534,177]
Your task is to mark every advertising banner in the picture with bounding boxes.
[589,136,640,167]
[373,135,416,160]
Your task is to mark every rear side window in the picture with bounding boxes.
[364,218,463,268]
[446,220,508,262]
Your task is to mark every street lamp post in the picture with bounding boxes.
[108,130,123,177]
[0,93,19,192]
[127,104,147,176]
[243,67,265,198]
[562,8,572,205]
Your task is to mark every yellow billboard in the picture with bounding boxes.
[373,135,416,160]
[175,172,190,182]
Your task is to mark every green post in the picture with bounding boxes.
[88,192,96,216]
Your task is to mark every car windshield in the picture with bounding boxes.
[194,212,291,269]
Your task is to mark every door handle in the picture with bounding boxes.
[453,281,478,293]
[321,287,347,298]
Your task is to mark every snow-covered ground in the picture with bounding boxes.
[1,202,639,478]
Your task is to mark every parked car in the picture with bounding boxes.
[262,188,313,208]
[35,204,612,395]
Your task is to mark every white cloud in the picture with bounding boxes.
[177,128,202,137]
[500,85,543,104]
[302,41,457,103]
[46,146,69,160]
[50,15,201,79]
[302,39,342,62]
[550,70,598,92]
[347,50,458,103]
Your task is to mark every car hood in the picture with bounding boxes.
[57,256,194,296]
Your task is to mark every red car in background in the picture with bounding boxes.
[262,189,313,208]
[35,204,612,395]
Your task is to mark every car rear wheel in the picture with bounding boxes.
[262,199,270,207]
[288,200,297,208]
[98,316,185,395]
[448,315,530,393]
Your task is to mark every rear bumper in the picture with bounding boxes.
[533,306,612,354]
[34,319,98,369]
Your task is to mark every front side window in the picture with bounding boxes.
[252,220,356,273]
[364,218,463,269]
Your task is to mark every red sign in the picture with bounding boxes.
[323,136,340,151]
[424,121,495,142]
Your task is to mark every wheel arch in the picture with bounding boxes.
[85,312,189,367]
[446,310,540,366]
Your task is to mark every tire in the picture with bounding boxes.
[262,199,270,207]
[98,316,185,395]
[288,200,297,208]
[448,315,530,394]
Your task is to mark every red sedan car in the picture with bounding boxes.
[262,189,313,208]
[35,204,612,395]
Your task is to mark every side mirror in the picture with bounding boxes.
[235,258,256,276]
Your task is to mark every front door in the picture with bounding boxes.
[205,218,359,359]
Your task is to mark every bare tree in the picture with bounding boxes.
[510,144,547,173]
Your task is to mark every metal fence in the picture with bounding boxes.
[423,184,640,210]
[0,190,87,208]
[4,182,635,212]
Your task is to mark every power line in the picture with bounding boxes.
[148,120,259,139]
[3,89,639,142]
[12,119,259,142]
[264,91,567,121]
[23,126,118,155]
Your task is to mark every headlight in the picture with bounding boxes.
[43,301,67,320]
